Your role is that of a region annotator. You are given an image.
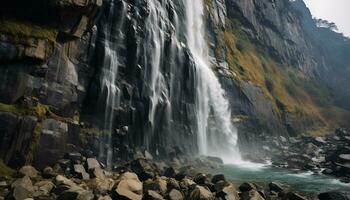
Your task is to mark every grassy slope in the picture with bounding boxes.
[219,19,349,135]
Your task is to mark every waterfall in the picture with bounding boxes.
[142,0,171,149]
[98,0,126,168]
[184,0,240,161]
[96,0,240,164]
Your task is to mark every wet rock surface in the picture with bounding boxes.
[245,128,350,183]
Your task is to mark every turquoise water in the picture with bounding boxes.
[209,162,350,193]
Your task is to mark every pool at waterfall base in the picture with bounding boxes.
[207,161,350,194]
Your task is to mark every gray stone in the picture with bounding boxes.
[168,189,184,200]
[10,176,34,200]
[188,185,214,200]
[97,196,112,200]
[113,172,143,200]
[144,190,164,200]
[86,158,100,171]
[240,190,265,200]
[73,164,90,180]
[211,174,225,184]
[239,182,256,192]
[268,182,284,193]
[19,166,39,178]
[33,180,55,197]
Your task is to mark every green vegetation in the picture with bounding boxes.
[0,101,79,124]
[0,159,15,177]
[26,122,43,163]
[221,18,341,133]
[0,102,26,114]
[0,17,58,42]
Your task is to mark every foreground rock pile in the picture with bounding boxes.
[251,128,350,183]
[0,153,316,200]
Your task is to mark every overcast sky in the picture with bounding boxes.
[303,0,350,37]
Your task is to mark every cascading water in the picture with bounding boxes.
[183,0,241,162]
[98,0,126,168]
[96,0,240,164]
[141,0,171,149]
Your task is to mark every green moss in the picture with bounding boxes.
[0,102,26,114]
[0,159,15,177]
[0,17,58,42]
[26,123,42,163]
[81,127,103,136]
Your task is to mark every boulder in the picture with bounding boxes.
[188,185,214,200]
[217,184,238,200]
[113,172,143,200]
[19,166,39,178]
[66,152,82,163]
[179,178,195,190]
[268,182,284,193]
[239,182,256,192]
[130,159,155,181]
[73,164,90,180]
[164,167,176,178]
[97,196,112,200]
[57,186,94,200]
[211,174,225,184]
[214,180,230,193]
[91,167,105,179]
[54,175,93,200]
[86,158,101,171]
[168,189,184,200]
[9,176,34,200]
[318,191,350,200]
[91,177,115,194]
[193,173,209,185]
[167,178,180,191]
[145,151,154,160]
[240,190,265,200]
[144,190,165,200]
[143,177,167,195]
[43,166,58,178]
[339,154,350,163]
[33,180,55,197]
[55,175,77,188]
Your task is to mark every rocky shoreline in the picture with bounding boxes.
[1,150,349,200]
[245,128,350,184]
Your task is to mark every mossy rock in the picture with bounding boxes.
[26,122,43,163]
[0,17,58,42]
[0,102,26,114]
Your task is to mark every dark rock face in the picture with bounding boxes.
[0,113,37,168]
[0,0,349,170]
[233,0,317,70]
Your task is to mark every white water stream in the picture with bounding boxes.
[99,0,241,165]
[184,0,241,162]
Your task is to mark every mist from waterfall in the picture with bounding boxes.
[184,0,241,162]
